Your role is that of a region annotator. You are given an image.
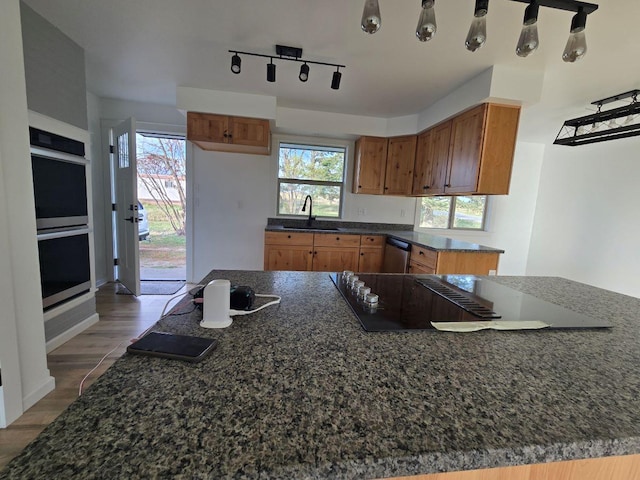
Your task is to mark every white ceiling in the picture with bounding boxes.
[21,0,640,142]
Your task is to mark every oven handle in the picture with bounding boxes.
[37,226,90,241]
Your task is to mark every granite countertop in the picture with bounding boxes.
[3,271,640,479]
[265,219,504,253]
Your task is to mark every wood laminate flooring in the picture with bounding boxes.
[0,282,190,470]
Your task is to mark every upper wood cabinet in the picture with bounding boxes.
[412,121,451,195]
[353,136,388,195]
[187,112,271,155]
[353,135,416,196]
[384,135,417,195]
[413,103,520,196]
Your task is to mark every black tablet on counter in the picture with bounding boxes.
[127,331,218,363]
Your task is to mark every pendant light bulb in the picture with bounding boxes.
[516,1,539,57]
[563,8,588,63]
[361,0,381,34]
[416,0,437,42]
[465,0,488,52]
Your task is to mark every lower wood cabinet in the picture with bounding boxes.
[264,232,385,273]
[265,231,500,275]
[313,247,359,272]
[408,244,500,275]
[264,232,313,271]
[358,235,385,273]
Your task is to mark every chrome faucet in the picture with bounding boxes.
[301,195,316,227]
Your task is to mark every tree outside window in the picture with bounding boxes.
[278,143,345,218]
[418,196,487,230]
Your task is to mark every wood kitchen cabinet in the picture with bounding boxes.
[412,103,520,196]
[408,243,500,275]
[384,135,417,195]
[187,112,271,155]
[412,121,451,195]
[352,136,388,195]
[312,233,360,272]
[353,135,416,196]
[264,232,313,271]
[358,235,385,273]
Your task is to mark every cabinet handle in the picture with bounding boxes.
[384,186,389,190]
[309,251,313,254]
[287,235,291,239]
[419,251,424,255]
[336,237,340,240]
[360,252,364,256]
[445,184,451,188]
[423,185,430,189]
[358,185,362,188]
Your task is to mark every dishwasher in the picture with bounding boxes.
[382,237,411,273]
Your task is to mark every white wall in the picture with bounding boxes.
[417,142,544,275]
[0,0,55,426]
[526,138,640,298]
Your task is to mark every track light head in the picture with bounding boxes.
[416,0,437,42]
[231,53,241,74]
[516,0,539,57]
[299,63,309,82]
[331,69,342,90]
[563,7,588,62]
[465,0,488,52]
[267,61,276,82]
[361,0,381,34]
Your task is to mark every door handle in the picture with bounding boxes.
[125,216,138,223]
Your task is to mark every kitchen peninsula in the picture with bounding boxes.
[2,270,640,479]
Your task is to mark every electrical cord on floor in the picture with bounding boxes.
[78,287,201,397]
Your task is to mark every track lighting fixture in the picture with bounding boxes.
[361,0,598,62]
[331,69,342,90]
[361,0,382,34]
[299,63,309,82]
[229,45,346,90]
[231,53,241,74]
[416,0,436,42]
[562,7,587,62]
[516,0,539,57]
[267,61,276,82]
[465,0,488,52]
[555,90,640,146]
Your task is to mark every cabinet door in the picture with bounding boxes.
[230,117,270,147]
[353,137,388,195]
[358,247,384,273]
[384,135,416,195]
[313,247,360,272]
[264,245,313,271]
[412,129,432,195]
[446,105,486,194]
[187,112,229,143]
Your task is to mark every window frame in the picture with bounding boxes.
[415,195,489,231]
[276,141,347,219]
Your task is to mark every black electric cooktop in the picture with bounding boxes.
[330,273,612,332]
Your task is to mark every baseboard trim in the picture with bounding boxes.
[45,313,100,354]
[22,375,56,412]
